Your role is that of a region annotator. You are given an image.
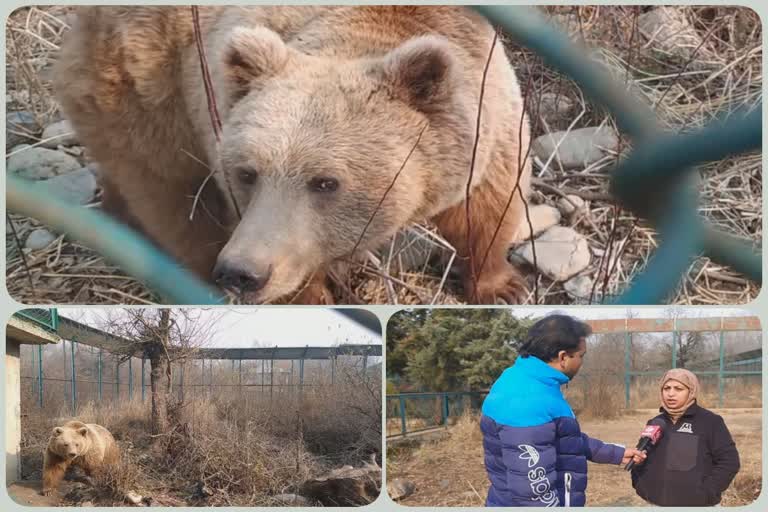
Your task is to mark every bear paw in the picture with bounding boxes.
[465,266,528,305]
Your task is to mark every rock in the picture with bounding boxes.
[515,226,591,281]
[272,494,312,506]
[387,478,416,501]
[25,229,56,250]
[41,120,79,148]
[80,501,94,507]
[536,93,576,124]
[564,274,594,301]
[7,147,82,179]
[125,491,143,505]
[637,7,712,67]
[532,126,619,169]
[6,111,38,148]
[36,167,97,205]
[521,204,561,239]
[557,194,586,216]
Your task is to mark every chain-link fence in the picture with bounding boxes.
[385,391,487,438]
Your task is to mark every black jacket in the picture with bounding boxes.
[631,403,740,506]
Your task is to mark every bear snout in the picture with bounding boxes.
[213,258,273,295]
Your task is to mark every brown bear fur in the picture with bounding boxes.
[42,420,119,496]
[53,6,532,304]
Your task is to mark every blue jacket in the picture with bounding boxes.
[480,356,625,507]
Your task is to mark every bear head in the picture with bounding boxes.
[209,26,481,302]
[48,424,91,460]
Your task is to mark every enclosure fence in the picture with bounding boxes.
[5,6,761,304]
[18,313,382,415]
[386,316,761,438]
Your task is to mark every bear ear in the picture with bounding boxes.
[53,427,64,436]
[374,36,457,114]
[223,26,290,97]
[77,427,88,437]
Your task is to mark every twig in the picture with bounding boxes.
[464,31,498,302]
[7,213,37,298]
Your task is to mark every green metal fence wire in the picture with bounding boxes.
[13,307,58,330]
[4,6,762,305]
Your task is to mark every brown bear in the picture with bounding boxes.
[52,6,532,304]
[42,420,120,496]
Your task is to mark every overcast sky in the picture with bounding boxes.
[59,308,382,348]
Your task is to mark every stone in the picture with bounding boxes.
[387,478,416,501]
[6,111,38,148]
[536,93,576,123]
[25,229,56,250]
[272,494,311,506]
[532,126,619,169]
[515,226,591,281]
[41,120,79,148]
[378,228,445,272]
[7,147,81,179]
[564,274,594,301]
[557,194,586,216]
[521,204,561,239]
[637,7,712,66]
[37,167,98,205]
[125,491,143,505]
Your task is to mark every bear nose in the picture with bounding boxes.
[213,260,272,294]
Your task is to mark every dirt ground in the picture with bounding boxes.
[387,408,762,507]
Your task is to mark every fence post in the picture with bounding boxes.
[70,340,77,413]
[442,393,449,426]
[331,349,336,385]
[128,357,133,401]
[37,345,43,408]
[141,357,145,403]
[238,357,242,395]
[399,396,407,436]
[179,360,185,402]
[270,347,275,401]
[625,331,631,408]
[116,360,120,400]
[98,348,103,403]
[671,328,678,368]
[718,328,725,408]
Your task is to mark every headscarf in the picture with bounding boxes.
[659,368,699,422]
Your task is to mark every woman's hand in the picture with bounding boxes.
[622,448,648,466]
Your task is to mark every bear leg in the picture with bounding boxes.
[41,452,68,496]
[432,176,529,304]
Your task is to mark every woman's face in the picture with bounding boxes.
[662,379,690,409]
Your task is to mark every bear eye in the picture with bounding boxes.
[235,167,258,186]
[309,177,339,193]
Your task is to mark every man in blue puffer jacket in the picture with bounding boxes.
[481,314,646,507]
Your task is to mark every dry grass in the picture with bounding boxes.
[5,5,761,305]
[19,367,381,506]
[388,408,762,507]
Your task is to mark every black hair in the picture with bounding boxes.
[518,314,592,362]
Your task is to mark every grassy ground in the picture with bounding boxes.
[387,408,762,507]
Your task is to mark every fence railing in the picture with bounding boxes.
[386,391,488,438]
[5,6,761,305]
[13,308,58,331]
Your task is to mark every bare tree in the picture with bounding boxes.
[95,308,222,437]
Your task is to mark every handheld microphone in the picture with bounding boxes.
[624,424,663,470]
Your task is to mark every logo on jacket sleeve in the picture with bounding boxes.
[518,445,559,506]
[677,422,694,434]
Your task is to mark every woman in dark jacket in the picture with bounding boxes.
[631,368,740,506]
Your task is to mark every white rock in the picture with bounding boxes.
[532,126,619,169]
[564,274,594,301]
[125,491,143,505]
[536,93,576,123]
[41,120,79,148]
[515,226,591,281]
[7,147,81,179]
[25,229,56,251]
[557,194,586,216]
[6,111,38,148]
[37,167,97,205]
[387,478,416,501]
[521,204,561,239]
[637,7,710,66]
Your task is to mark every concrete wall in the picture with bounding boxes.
[6,340,21,484]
